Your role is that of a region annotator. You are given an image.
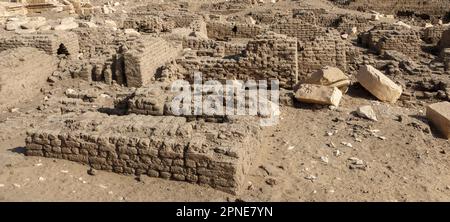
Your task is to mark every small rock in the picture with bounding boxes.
[341,142,353,148]
[265,177,277,186]
[320,156,329,163]
[333,149,341,157]
[305,175,317,181]
[356,105,378,121]
[87,168,97,176]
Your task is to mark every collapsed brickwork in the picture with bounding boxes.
[270,17,351,76]
[177,32,298,88]
[422,25,449,44]
[359,24,422,58]
[207,20,266,40]
[0,31,79,55]
[25,112,262,194]
[332,0,450,19]
[124,37,182,87]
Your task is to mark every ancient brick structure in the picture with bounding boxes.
[332,0,450,19]
[206,21,266,40]
[25,112,261,194]
[422,25,449,44]
[0,31,79,56]
[178,32,298,88]
[124,37,182,87]
[359,24,422,58]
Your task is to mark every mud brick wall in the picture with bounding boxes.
[332,0,450,18]
[24,112,261,194]
[222,41,246,56]
[206,21,266,40]
[297,33,349,77]
[422,25,448,44]
[123,15,174,33]
[124,37,182,87]
[0,31,79,56]
[439,28,450,51]
[359,25,422,58]
[271,19,328,42]
[178,32,298,88]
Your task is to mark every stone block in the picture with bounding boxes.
[294,84,342,107]
[356,65,402,103]
[426,102,450,139]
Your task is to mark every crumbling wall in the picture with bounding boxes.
[439,28,450,50]
[124,37,182,87]
[331,0,450,19]
[123,15,174,33]
[0,47,57,110]
[25,112,261,194]
[0,31,79,56]
[298,33,350,78]
[359,24,422,58]
[271,18,328,42]
[206,21,266,40]
[422,25,449,44]
[178,32,298,88]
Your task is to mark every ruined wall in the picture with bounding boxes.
[332,0,450,18]
[359,24,422,58]
[0,31,79,56]
[271,18,328,42]
[124,37,182,87]
[439,28,450,50]
[25,112,261,194]
[298,33,350,77]
[206,21,266,40]
[0,47,57,110]
[422,25,449,44]
[123,15,174,33]
[178,32,298,88]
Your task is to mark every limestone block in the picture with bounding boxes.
[303,66,350,92]
[426,102,450,139]
[356,65,402,103]
[294,84,342,107]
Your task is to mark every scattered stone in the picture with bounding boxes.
[341,142,353,148]
[356,65,403,103]
[356,105,378,121]
[38,177,46,182]
[302,66,350,92]
[426,102,450,139]
[333,149,341,157]
[295,84,343,107]
[87,168,97,176]
[320,156,329,163]
[265,177,277,186]
[304,175,317,181]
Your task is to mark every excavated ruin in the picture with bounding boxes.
[0,0,450,201]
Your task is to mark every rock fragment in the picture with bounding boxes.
[356,65,403,103]
[303,66,350,92]
[356,105,378,121]
[294,84,343,107]
[426,102,450,139]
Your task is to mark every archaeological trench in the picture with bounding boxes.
[0,0,450,201]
